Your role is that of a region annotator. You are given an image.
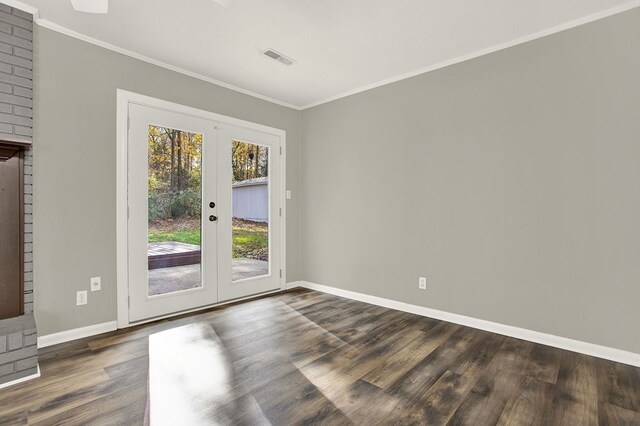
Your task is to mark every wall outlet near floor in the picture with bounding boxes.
[286,190,292,199]
[90,276,102,292]
[76,290,88,306]
[418,277,427,290]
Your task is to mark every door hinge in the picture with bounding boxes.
[127,205,130,219]
[127,115,130,130]
[280,146,282,155]
[280,269,282,278]
[279,207,282,217]
[127,296,130,308]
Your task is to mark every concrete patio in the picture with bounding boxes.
[148,258,269,296]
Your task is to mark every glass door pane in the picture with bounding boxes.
[147,125,203,296]
[231,140,270,281]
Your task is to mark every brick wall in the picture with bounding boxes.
[24,148,33,314]
[0,5,33,143]
[0,316,37,382]
[0,3,36,386]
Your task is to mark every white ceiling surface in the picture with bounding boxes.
[20,0,640,108]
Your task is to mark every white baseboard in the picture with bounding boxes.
[37,321,118,348]
[285,281,302,290]
[292,280,640,367]
[0,365,40,390]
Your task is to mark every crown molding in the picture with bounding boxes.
[300,0,640,109]
[3,0,302,110]
[34,18,302,110]
[4,0,640,110]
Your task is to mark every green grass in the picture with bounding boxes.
[232,228,268,259]
[148,223,268,259]
[148,228,201,245]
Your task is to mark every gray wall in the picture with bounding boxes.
[33,6,640,355]
[300,8,640,353]
[33,27,301,336]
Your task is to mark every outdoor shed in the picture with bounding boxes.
[232,177,268,222]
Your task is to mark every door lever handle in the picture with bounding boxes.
[209,215,217,222]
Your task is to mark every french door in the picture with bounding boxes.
[217,123,282,301]
[127,102,282,323]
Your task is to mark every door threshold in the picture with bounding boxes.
[125,288,283,328]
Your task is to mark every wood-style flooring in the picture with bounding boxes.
[1,288,639,425]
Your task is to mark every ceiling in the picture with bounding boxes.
[17,0,640,108]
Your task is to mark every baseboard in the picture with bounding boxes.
[37,321,118,348]
[0,364,40,390]
[294,281,640,368]
[286,281,302,290]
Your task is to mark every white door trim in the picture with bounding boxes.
[116,89,287,328]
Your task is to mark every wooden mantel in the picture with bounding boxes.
[0,138,31,161]
[0,137,30,320]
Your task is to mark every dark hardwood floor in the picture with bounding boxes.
[1,288,639,425]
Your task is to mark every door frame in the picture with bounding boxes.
[116,89,287,328]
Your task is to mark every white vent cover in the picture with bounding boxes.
[263,49,295,66]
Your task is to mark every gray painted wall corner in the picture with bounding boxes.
[300,7,640,354]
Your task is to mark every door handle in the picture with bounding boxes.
[209,202,215,208]
[209,215,217,222]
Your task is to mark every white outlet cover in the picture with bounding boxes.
[286,190,292,200]
[419,277,427,290]
[90,276,102,292]
[77,290,88,306]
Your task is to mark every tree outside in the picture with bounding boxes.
[148,126,202,222]
[232,139,268,182]
[231,140,269,262]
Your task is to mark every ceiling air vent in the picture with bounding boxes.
[263,49,295,66]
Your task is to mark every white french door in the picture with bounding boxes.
[126,101,283,324]
[128,104,218,322]
[217,123,282,301]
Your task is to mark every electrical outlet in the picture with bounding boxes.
[90,276,101,292]
[286,190,292,200]
[77,290,88,306]
[418,277,427,290]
